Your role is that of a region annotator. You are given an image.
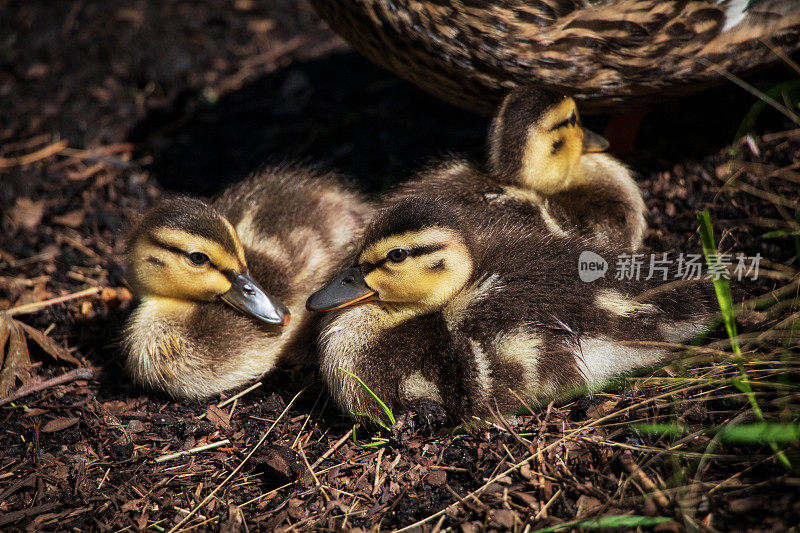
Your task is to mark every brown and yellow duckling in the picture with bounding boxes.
[307,197,712,423]
[397,86,646,250]
[310,0,800,114]
[124,166,371,399]
[488,86,647,249]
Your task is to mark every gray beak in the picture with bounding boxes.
[582,127,610,153]
[306,266,379,312]
[221,272,290,326]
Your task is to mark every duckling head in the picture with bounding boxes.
[307,199,473,315]
[127,196,290,326]
[487,86,609,195]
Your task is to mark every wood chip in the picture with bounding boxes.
[42,417,80,433]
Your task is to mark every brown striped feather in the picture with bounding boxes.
[310,0,800,114]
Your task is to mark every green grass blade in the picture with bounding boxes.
[734,80,800,140]
[349,410,390,430]
[718,423,800,444]
[351,425,389,448]
[636,422,800,444]
[697,211,741,356]
[340,367,396,426]
[531,515,672,533]
[762,229,800,239]
[696,210,793,472]
[634,423,690,437]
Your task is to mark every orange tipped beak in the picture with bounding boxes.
[306,267,379,312]
[329,290,379,310]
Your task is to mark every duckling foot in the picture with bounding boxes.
[390,398,450,444]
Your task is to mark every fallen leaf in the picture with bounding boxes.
[287,498,306,520]
[0,314,80,398]
[42,417,79,433]
[205,404,231,430]
[0,318,10,369]
[18,321,79,364]
[121,499,143,512]
[491,509,516,529]
[0,323,32,396]
[219,504,247,533]
[253,446,304,481]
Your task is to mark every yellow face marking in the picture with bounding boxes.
[520,97,584,195]
[358,227,473,311]
[152,227,245,273]
[359,228,456,265]
[129,227,248,302]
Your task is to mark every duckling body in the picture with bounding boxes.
[308,196,712,422]
[125,166,371,399]
[488,86,647,249]
[310,0,800,114]
[397,87,646,250]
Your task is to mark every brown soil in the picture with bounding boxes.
[1,1,799,531]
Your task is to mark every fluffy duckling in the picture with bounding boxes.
[393,87,646,250]
[487,86,647,250]
[307,197,711,422]
[124,166,371,399]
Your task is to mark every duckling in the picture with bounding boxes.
[124,166,371,399]
[394,87,646,250]
[310,0,800,115]
[307,197,712,422]
[488,86,647,250]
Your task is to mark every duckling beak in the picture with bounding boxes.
[582,128,610,153]
[305,266,379,312]
[221,272,290,326]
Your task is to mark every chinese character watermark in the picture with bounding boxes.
[579,252,761,282]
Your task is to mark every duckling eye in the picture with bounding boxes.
[188,252,210,266]
[387,248,408,263]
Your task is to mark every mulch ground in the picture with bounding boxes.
[1,1,799,531]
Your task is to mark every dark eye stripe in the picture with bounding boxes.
[408,244,446,257]
[549,112,578,131]
[359,243,447,272]
[361,261,377,275]
[149,237,217,269]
